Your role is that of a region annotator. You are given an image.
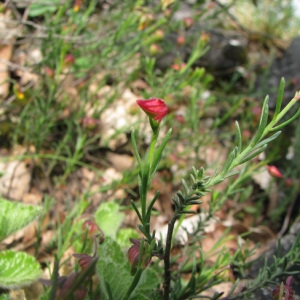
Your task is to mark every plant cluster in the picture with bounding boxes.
[0,0,300,299]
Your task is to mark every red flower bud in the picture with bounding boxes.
[45,67,55,77]
[284,178,293,187]
[127,238,151,274]
[149,44,162,55]
[81,219,101,240]
[73,0,83,12]
[176,114,185,124]
[154,29,164,40]
[64,54,75,66]
[127,238,141,269]
[177,35,185,46]
[171,63,186,71]
[73,253,94,271]
[183,17,194,29]
[267,165,284,179]
[136,98,168,123]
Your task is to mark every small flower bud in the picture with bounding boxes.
[176,114,185,124]
[45,67,55,77]
[183,17,194,29]
[149,44,162,55]
[177,35,186,46]
[82,219,100,236]
[73,253,94,271]
[136,98,168,123]
[81,117,100,130]
[138,13,155,30]
[200,31,210,43]
[267,165,284,179]
[128,238,151,275]
[73,0,83,12]
[64,54,75,66]
[284,178,293,187]
[171,63,186,71]
[154,29,164,40]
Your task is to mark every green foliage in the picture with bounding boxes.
[0,198,42,290]
[1,0,300,299]
[231,0,300,39]
[97,237,159,300]
[0,198,42,242]
[94,202,124,240]
[0,250,42,289]
[29,0,60,17]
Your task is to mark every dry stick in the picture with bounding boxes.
[277,190,298,238]
[163,214,178,300]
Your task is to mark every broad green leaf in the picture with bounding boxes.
[116,228,139,248]
[94,202,124,239]
[129,267,159,300]
[0,198,42,242]
[0,250,42,289]
[97,237,132,300]
[97,237,159,300]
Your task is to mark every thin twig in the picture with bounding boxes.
[277,189,298,238]
[0,58,37,73]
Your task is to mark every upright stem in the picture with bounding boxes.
[163,214,179,300]
[148,125,159,172]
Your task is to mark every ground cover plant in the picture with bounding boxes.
[0,0,300,299]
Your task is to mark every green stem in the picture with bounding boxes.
[163,214,179,300]
[121,268,143,300]
[264,96,300,134]
[148,122,159,173]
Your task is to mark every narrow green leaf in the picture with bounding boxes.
[252,131,281,150]
[222,146,238,174]
[235,121,242,153]
[252,95,269,144]
[239,145,267,165]
[131,130,142,169]
[0,250,42,289]
[274,78,285,118]
[145,191,160,222]
[138,224,147,236]
[181,210,199,215]
[130,200,143,223]
[151,128,172,176]
[223,170,239,179]
[0,198,42,242]
[182,179,190,195]
[271,109,300,131]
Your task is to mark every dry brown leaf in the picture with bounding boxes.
[0,159,31,200]
[106,152,134,172]
[0,44,13,98]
